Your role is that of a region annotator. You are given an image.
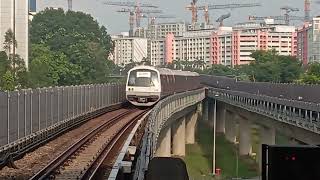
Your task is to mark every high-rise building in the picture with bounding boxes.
[113,21,299,67]
[232,23,297,66]
[297,17,320,65]
[149,22,186,39]
[297,23,312,65]
[0,0,29,68]
[111,34,148,66]
[29,0,36,13]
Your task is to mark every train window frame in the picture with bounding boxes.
[127,69,159,87]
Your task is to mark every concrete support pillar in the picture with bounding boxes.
[172,117,186,156]
[216,103,226,133]
[258,126,276,171]
[155,126,171,157]
[225,111,237,143]
[239,116,252,156]
[208,100,215,127]
[202,99,208,122]
[186,111,198,144]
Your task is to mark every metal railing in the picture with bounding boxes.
[207,88,320,134]
[0,84,125,148]
[133,89,206,180]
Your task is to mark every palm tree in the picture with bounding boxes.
[172,58,182,70]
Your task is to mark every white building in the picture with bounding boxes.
[111,35,148,66]
[173,30,213,65]
[149,39,165,66]
[308,17,320,63]
[148,22,186,39]
[0,0,29,68]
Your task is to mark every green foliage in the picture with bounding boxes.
[28,8,115,87]
[3,29,17,54]
[299,63,320,84]
[203,64,236,76]
[0,29,28,90]
[0,51,9,78]
[239,50,302,83]
[1,71,15,91]
[28,44,81,87]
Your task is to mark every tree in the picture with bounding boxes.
[3,29,17,58]
[29,8,114,85]
[242,50,302,83]
[203,64,235,76]
[299,63,320,84]
[0,51,9,78]
[28,44,81,87]
[1,71,15,91]
[140,57,151,66]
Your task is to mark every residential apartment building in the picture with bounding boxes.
[111,35,148,66]
[113,21,298,67]
[308,17,320,63]
[150,39,165,66]
[297,17,320,65]
[211,27,233,66]
[0,0,29,68]
[232,23,297,65]
[148,22,186,39]
[170,30,213,66]
[297,23,312,65]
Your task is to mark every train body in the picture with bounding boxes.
[126,66,200,106]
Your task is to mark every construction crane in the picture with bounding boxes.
[141,14,175,25]
[304,0,310,22]
[104,1,159,28]
[249,15,304,24]
[116,8,162,36]
[186,2,261,27]
[280,6,299,25]
[67,0,72,11]
[216,13,231,27]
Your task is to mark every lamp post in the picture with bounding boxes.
[213,94,219,176]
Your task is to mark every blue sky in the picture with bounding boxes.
[38,0,320,34]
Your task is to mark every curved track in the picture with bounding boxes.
[30,108,148,180]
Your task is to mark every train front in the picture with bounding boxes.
[126,66,161,106]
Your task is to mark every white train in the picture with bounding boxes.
[126,66,200,106]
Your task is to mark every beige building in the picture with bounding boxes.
[111,35,148,66]
[0,0,29,68]
[148,22,186,39]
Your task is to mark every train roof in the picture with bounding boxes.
[130,66,199,77]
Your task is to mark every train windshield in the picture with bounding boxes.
[128,69,159,87]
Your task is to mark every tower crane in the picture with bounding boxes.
[248,15,304,24]
[141,14,176,25]
[104,1,159,28]
[280,6,299,25]
[186,2,261,27]
[304,0,310,22]
[216,13,231,27]
[116,8,162,36]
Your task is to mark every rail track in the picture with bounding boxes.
[29,108,149,180]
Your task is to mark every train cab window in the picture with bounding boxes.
[128,69,159,87]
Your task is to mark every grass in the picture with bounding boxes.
[184,121,258,180]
